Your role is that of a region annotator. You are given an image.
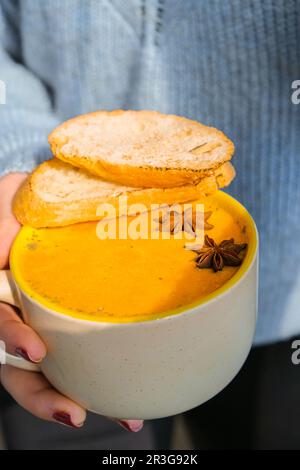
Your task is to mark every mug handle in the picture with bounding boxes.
[0,270,41,372]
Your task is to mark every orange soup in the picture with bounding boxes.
[11,192,251,323]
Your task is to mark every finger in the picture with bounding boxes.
[0,172,27,268]
[0,365,86,428]
[0,172,27,219]
[0,366,142,431]
[0,302,46,362]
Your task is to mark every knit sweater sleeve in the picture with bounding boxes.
[0,1,59,176]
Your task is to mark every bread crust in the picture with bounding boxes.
[49,110,234,189]
[13,161,235,228]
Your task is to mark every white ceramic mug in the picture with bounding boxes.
[0,194,258,420]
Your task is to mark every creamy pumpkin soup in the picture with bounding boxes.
[11,192,250,323]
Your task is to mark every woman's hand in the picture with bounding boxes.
[0,173,143,432]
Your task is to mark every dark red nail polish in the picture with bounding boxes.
[15,347,34,363]
[118,420,143,432]
[118,420,133,432]
[53,411,82,428]
[15,347,42,363]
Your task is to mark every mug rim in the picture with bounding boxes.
[10,192,259,327]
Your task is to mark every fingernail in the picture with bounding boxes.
[53,411,84,429]
[15,347,43,364]
[118,420,144,433]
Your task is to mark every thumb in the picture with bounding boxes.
[0,173,27,268]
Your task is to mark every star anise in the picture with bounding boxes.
[157,209,181,234]
[157,209,214,235]
[184,208,214,235]
[191,235,247,272]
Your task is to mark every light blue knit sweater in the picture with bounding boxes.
[0,0,300,345]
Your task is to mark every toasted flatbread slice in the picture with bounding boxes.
[13,159,235,228]
[49,110,234,189]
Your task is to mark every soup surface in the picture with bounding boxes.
[11,192,250,322]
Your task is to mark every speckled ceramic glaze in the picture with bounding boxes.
[0,196,258,419]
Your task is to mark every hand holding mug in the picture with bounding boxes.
[0,173,143,432]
